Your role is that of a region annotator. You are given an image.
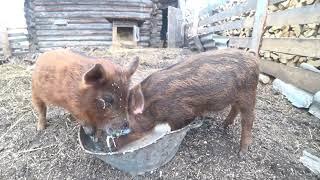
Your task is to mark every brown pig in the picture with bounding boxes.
[32,49,139,136]
[111,49,259,156]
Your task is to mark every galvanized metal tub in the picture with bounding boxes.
[78,121,202,175]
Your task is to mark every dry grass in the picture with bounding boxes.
[0,48,319,180]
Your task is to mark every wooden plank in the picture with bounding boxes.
[269,0,286,4]
[259,59,320,93]
[0,27,12,58]
[8,33,28,37]
[133,25,140,42]
[199,0,256,26]
[203,41,216,49]
[230,37,320,57]
[167,6,184,48]
[229,37,251,48]
[10,41,30,49]
[34,11,151,20]
[37,36,112,41]
[250,0,269,54]
[300,150,320,175]
[7,28,28,34]
[38,41,112,48]
[265,3,320,26]
[35,24,112,30]
[33,0,152,6]
[34,5,152,12]
[8,37,28,43]
[198,18,254,34]
[35,18,110,25]
[261,38,320,58]
[193,35,204,51]
[36,30,112,36]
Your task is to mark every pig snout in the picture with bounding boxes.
[105,119,131,137]
[83,125,96,136]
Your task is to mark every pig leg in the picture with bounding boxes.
[238,99,255,157]
[32,96,47,131]
[223,104,239,128]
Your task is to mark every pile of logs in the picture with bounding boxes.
[149,0,163,47]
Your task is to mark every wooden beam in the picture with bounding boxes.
[198,18,254,34]
[300,150,320,175]
[34,11,151,20]
[37,36,113,41]
[259,59,320,93]
[261,38,320,58]
[33,6,152,12]
[250,0,268,54]
[38,41,112,47]
[199,0,256,26]
[36,30,112,36]
[193,35,204,51]
[0,27,12,58]
[35,24,112,30]
[33,0,152,6]
[229,37,320,58]
[35,18,110,25]
[266,3,320,26]
[228,37,251,48]
[269,0,287,5]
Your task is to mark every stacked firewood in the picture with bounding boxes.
[221,0,320,68]
[261,0,320,68]
[149,0,163,47]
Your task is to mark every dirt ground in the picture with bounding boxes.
[0,48,319,180]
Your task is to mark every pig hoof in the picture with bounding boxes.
[238,150,248,160]
[223,122,233,129]
[36,123,46,131]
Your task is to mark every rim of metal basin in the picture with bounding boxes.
[78,120,203,156]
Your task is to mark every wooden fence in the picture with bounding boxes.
[0,27,30,57]
[187,0,320,93]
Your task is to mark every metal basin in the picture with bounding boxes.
[78,121,202,175]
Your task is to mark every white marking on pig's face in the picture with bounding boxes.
[133,107,143,115]
[133,97,144,115]
[154,123,171,133]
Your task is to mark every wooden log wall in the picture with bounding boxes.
[27,0,154,51]
[0,27,30,56]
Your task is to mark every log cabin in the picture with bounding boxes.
[24,0,182,52]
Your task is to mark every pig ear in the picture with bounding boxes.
[126,56,139,78]
[129,84,144,115]
[83,64,106,85]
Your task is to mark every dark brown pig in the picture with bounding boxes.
[111,49,259,156]
[32,49,139,136]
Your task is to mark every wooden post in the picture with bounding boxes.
[168,6,184,48]
[1,27,12,58]
[250,0,269,54]
[191,8,204,51]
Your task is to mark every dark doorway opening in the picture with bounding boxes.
[117,27,133,41]
[160,8,168,48]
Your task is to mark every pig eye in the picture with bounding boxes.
[103,96,114,105]
[96,96,113,110]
